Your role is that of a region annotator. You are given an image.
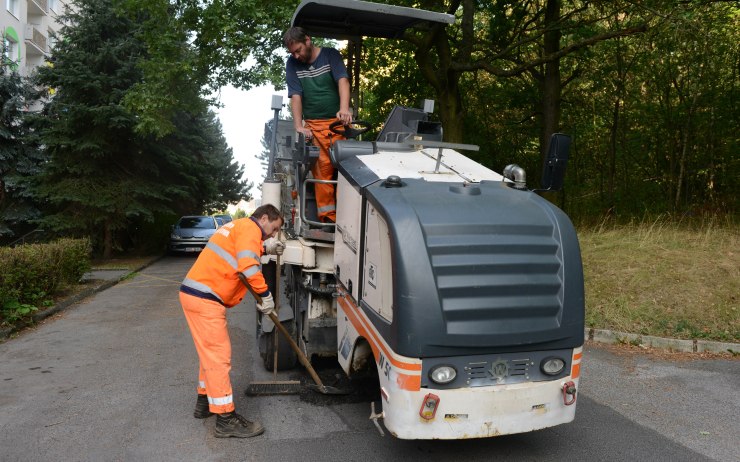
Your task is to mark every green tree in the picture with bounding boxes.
[35,0,251,256]
[561,1,739,217]
[0,62,43,238]
[197,111,253,213]
[638,3,739,212]
[121,0,293,136]
[123,0,738,218]
[359,0,646,155]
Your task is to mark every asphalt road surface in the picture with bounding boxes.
[0,257,737,462]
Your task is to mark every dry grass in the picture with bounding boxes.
[579,216,739,342]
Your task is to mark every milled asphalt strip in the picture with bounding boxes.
[1,259,737,354]
[0,257,162,340]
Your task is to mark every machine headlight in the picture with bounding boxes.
[170,233,182,240]
[540,357,566,376]
[429,365,457,384]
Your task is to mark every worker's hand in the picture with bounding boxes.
[296,126,313,140]
[336,108,352,125]
[256,293,275,316]
[264,239,285,256]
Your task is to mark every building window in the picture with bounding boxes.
[48,30,56,52]
[6,0,19,17]
[3,27,20,69]
[49,0,57,13]
[3,37,17,64]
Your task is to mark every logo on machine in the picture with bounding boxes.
[337,224,357,254]
[488,359,509,383]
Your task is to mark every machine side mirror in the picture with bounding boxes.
[540,133,571,192]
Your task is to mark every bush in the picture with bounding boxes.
[0,238,91,326]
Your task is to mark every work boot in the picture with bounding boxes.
[193,394,213,419]
[214,412,265,438]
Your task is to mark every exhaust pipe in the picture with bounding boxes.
[503,164,527,190]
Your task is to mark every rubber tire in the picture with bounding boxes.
[262,319,298,371]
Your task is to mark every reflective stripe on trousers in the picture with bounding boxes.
[180,291,235,414]
[305,118,342,222]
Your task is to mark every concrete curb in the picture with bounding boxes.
[585,328,738,354]
[0,256,162,341]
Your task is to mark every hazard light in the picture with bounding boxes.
[419,393,440,420]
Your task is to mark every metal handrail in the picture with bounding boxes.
[301,178,337,228]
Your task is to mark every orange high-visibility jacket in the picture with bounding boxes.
[180,217,270,308]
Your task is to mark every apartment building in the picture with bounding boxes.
[1,0,67,76]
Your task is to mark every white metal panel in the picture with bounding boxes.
[359,148,504,183]
[269,239,315,268]
[381,377,579,439]
[334,175,363,299]
[363,203,393,322]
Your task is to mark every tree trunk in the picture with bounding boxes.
[608,98,620,210]
[103,220,113,259]
[673,92,699,211]
[436,78,465,142]
[411,18,466,144]
[608,32,626,214]
[539,0,562,165]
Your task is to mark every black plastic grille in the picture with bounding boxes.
[423,223,563,337]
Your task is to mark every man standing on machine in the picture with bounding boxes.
[284,26,352,224]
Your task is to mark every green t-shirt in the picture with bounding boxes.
[286,47,349,120]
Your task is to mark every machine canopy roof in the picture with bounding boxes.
[290,0,454,40]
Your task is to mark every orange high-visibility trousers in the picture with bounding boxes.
[180,291,235,414]
[305,118,345,223]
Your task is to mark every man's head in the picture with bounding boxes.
[284,26,313,63]
[252,204,284,239]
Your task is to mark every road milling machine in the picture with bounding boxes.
[256,0,585,440]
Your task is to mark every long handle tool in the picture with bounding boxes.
[272,253,280,382]
[243,257,301,396]
[238,272,349,395]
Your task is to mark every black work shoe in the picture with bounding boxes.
[194,394,214,419]
[214,412,265,438]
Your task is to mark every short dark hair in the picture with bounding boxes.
[283,26,308,48]
[252,204,284,224]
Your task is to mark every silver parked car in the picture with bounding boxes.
[169,215,218,254]
[214,214,233,224]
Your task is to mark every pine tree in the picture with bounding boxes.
[34,0,250,256]
[0,62,43,238]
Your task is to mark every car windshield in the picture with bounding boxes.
[178,217,216,229]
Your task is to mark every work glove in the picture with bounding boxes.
[264,239,285,256]
[256,293,275,317]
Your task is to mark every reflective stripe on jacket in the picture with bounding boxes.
[181,217,269,308]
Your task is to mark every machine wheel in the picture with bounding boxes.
[262,319,298,371]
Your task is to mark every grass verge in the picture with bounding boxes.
[91,256,155,271]
[579,216,738,342]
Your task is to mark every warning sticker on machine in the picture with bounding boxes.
[367,262,377,288]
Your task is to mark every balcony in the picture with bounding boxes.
[28,0,49,16]
[24,25,47,56]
